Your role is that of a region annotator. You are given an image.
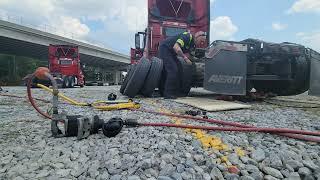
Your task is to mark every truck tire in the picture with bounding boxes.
[141,57,163,97]
[124,58,151,98]
[177,57,194,96]
[69,76,75,88]
[120,64,136,94]
[63,76,69,88]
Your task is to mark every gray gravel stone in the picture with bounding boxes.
[298,167,312,177]
[240,176,255,180]
[127,175,141,180]
[159,176,173,180]
[159,163,175,176]
[251,148,265,162]
[264,175,279,180]
[210,167,224,180]
[110,175,122,180]
[228,153,241,165]
[245,165,260,173]
[249,172,264,180]
[203,173,211,180]
[170,173,182,180]
[56,169,71,177]
[264,154,282,169]
[286,160,304,170]
[302,160,319,170]
[262,166,283,179]
[224,174,239,180]
[287,172,301,180]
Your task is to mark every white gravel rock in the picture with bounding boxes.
[1,86,320,179]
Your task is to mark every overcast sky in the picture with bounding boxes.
[0,0,319,55]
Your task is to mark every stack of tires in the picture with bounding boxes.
[120,57,194,98]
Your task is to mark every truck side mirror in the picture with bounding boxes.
[135,33,141,50]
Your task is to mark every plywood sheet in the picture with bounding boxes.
[174,97,251,112]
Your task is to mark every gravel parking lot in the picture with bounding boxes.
[0,86,320,180]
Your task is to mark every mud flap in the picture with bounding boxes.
[309,49,320,96]
[204,41,247,95]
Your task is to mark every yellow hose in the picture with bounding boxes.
[36,84,140,110]
[36,84,89,106]
[91,101,140,111]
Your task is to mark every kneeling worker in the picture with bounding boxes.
[158,31,206,99]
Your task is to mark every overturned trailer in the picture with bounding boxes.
[193,39,320,96]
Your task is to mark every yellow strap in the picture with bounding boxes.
[176,39,185,47]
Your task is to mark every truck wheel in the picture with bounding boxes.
[69,76,75,88]
[141,57,163,97]
[177,57,194,96]
[120,64,136,94]
[124,58,151,98]
[63,76,69,88]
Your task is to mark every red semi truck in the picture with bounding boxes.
[131,0,209,63]
[128,0,320,97]
[48,45,85,88]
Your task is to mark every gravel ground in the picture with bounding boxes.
[0,86,320,180]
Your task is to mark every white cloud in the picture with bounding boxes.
[288,0,320,14]
[43,16,90,39]
[272,22,288,31]
[297,31,320,51]
[0,0,149,52]
[210,16,238,41]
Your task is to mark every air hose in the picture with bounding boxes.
[18,67,320,142]
[131,109,320,143]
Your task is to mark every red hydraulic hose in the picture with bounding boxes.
[27,75,52,119]
[132,109,320,143]
[141,123,320,136]
[134,109,254,128]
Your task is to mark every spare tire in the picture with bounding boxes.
[124,58,151,98]
[141,57,163,97]
[120,64,136,94]
[177,57,194,96]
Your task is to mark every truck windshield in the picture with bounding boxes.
[165,27,186,37]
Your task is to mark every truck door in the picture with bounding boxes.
[309,49,320,96]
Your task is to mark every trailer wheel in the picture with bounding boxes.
[69,76,75,88]
[177,57,194,96]
[141,57,163,97]
[124,58,151,98]
[120,64,136,94]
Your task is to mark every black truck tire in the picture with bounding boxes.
[120,64,136,94]
[63,76,69,88]
[124,58,151,98]
[141,57,163,97]
[69,76,75,88]
[177,57,194,96]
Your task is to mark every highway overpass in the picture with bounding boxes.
[0,19,130,70]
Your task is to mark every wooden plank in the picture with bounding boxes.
[174,97,251,112]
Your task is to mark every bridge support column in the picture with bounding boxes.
[8,55,17,80]
[113,71,121,85]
